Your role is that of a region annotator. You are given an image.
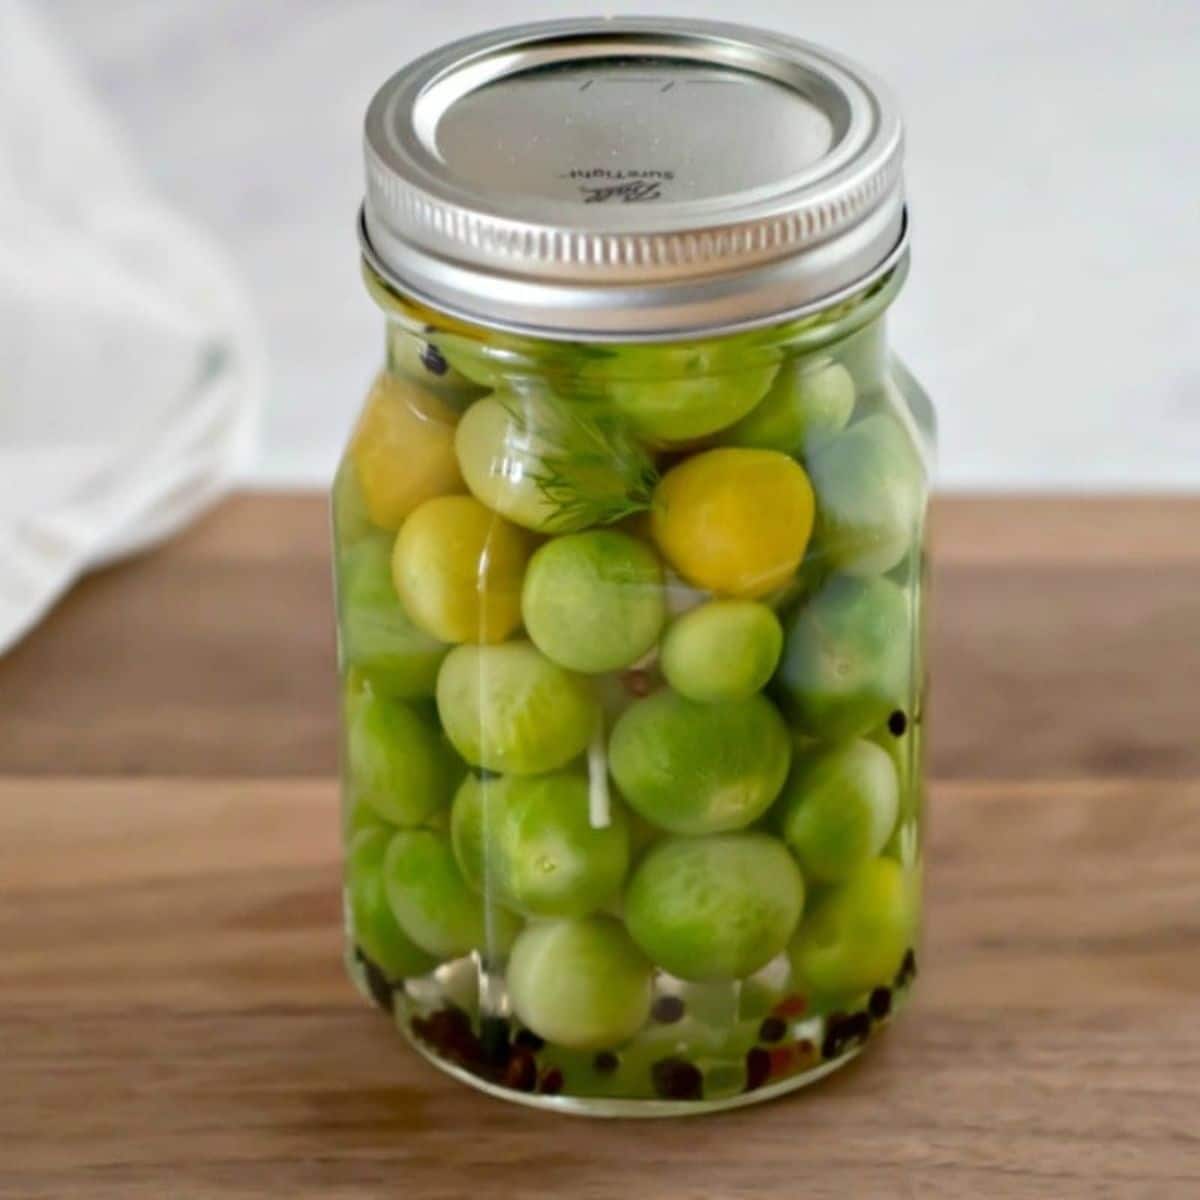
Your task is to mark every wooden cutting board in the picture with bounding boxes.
[2,495,1197,1199]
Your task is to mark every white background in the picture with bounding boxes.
[38,0,1200,490]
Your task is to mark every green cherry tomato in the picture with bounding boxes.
[506,915,654,1050]
[336,530,449,698]
[347,690,462,826]
[580,342,780,444]
[788,856,914,998]
[807,414,926,576]
[522,531,665,673]
[776,574,911,741]
[450,772,630,918]
[624,834,805,981]
[609,690,791,835]
[436,641,600,775]
[384,829,520,961]
[347,827,438,979]
[724,359,855,456]
[774,739,899,882]
[659,600,783,702]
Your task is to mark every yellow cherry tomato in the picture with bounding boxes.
[392,495,533,644]
[651,448,815,599]
[350,372,463,529]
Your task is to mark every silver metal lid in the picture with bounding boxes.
[362,17,906,339]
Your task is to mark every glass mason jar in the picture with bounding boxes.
[334,18,932,1114]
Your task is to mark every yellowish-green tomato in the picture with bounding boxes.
[624,834,804,981]
[336,530,448,698]
[807,414,926,576]
[348,372,463,530]
[450,772,630,918]
[725,359,855,456]
[580,342,780,444]
[522,531,665,673]
[651,448,815,598]
[506,916,654,1050]
[789,856,914,998]
[608,690,791,835]
[775,739,899,882]
[455,393,564,532]
[347,827,438,979]
[384,829,521,961]
[392,494,533,644]
[436,641,600,775]
[347,690,462,827]
[659,600,782,702]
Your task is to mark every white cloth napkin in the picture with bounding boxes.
[0,0,264,653]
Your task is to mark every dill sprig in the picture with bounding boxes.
[497,391,658,532]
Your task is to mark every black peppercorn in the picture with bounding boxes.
[651,1056,703,1100]
[419,342,449,376]
[651,994,685,1024]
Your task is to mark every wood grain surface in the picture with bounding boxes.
[2,495,1198,1198]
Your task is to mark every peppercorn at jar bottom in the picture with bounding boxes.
[348,941,920,1113]
[334,267,930,1112]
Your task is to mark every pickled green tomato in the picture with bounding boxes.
[775,740,899,882]
[384,829,520,960]
[436,641,600,775]
[347,827,438,978]
[522,531,665,673]
[507,916,654,1051]
[659,601,782,702]
[347,690,461,826]
[788,856,913,998]
[609,691,791,835]
[807,414,925,576]
[337,531,448,698]
[580,341,780,444]
[776,574,910,741]
[451,772,630,918]
[725,359,855,456]
[624,834,804,981]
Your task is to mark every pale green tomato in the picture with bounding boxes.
[522,531,665,673]
[659,601,782,702]
[724,359,855,455]
[347,690,461,826]
[807,414,925,576]
[450,772,630,918]
[436,641,600,775]
[776,574,911,741]
[347,827,438,979]
[788,856,913,998]
[624,834,804,981]
[506,916,654,1050]
[774,739,899,882]
[580,342,780,444]
[336,530,448,698]
[384,829,520,960]
[609,691,791,835]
